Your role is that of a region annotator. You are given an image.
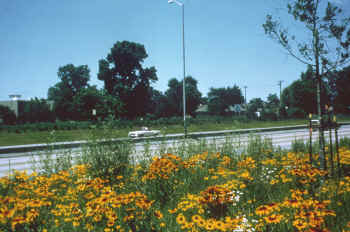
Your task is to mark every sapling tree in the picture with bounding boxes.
[263,0,350,170]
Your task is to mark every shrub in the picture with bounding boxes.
[0,105,17,125]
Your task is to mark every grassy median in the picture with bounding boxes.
[1,117,349,147]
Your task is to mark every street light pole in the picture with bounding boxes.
[168,0,187,137]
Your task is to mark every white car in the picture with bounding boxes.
[128,127,160,138]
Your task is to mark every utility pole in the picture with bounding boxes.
[244,86,247,105]
[278,80,284,102]
[278,80,284,120]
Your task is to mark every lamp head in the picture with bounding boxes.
[168,0,183,6]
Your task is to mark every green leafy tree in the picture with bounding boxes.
[73,86,124,121]
[266,94,280,109]
[48,64,90,120]
[281,65,329,118]
[0,105,16,125]
[164,76,202,117]
[247,98,265,119]
[264,94,280,120]
[20,98,54,123]
[207,85,244,115]
[263,0,350,169]
[147,88,169,118]
[97,41,158,119]
[328,65,350,113]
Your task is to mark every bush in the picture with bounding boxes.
[261,111,278,121]
[287,107,306,118]
[0,105,17,125]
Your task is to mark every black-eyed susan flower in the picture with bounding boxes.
[255,205,273,216]
[176,213,186,225]
[205,219,216,231]
[293,219,308,230]
[264,214,283,224]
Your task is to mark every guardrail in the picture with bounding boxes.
[1,122,349,155]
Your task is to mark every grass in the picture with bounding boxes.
[1,117,349,146]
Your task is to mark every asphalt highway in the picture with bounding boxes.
[1,125,350,176]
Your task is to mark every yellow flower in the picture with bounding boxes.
[72,221,80,227]
[270,179,279,185]
[154,210,163,219]
[176,213,186,225]
[94,214,102,222]
[192,214,202,224]
[107,220,115,227]
[197,218,206,228]
[205,219,216,230]
[255,205,273,216]
[85,224,94,231]
[214,220,227,231]
[293,219,307,230]
[264,214,283,224]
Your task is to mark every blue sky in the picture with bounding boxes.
[0,0,347,102]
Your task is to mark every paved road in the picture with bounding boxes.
[1,125,350,176]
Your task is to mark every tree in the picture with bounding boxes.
[328,65,350,113]
[19,98,54,123]
[265,93,280,120]
[263,0,350,169]
[147,88,169,118]
[281,65,329,117]
[164,76,202,117]
[207,85,244,115]
[73,86,124,121]
[97,41,158,119]
[266,94,280,109]
[247,98,265,119]
[0,105,16,125]
[48,64,90,120]
[281,66,329,118]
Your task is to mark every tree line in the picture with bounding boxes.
[46,40,237,122]
[0,40,349,125]
[0,41,245,124]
